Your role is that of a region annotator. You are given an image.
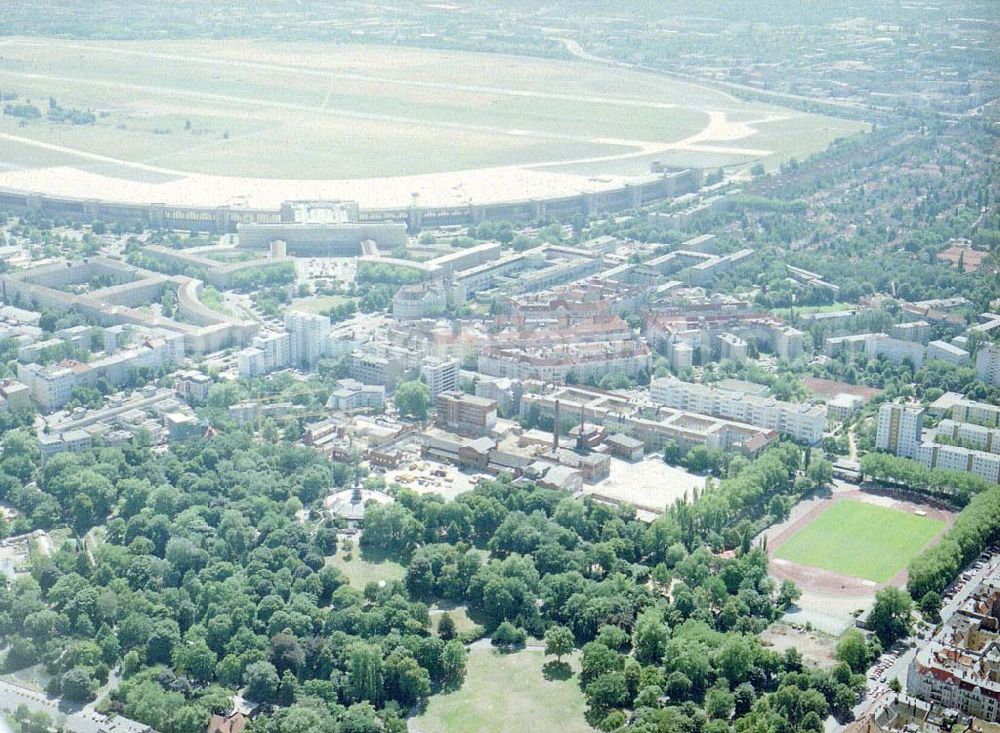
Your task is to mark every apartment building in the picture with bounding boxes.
[173,370,213,403]
[420,357,460,399]
[977,343,1000,387]
[284,312,331,368]
[907,570,1000,721]
[927,340,971,365]
[479,340,651,384]
[890,320,932,344]
[326,378,385,412]
[347,339,425,389]
[647,310,802,363]
[237,330,291,378]
[951,399,1000,428]
[649,377,826,444]
[455,250,536,294]
[17,337,71,364]
[454,244,600,297]
[799,309,865,333]
[237,347,268,378]
[393,281,448,320]
[866,334,927,368]
[936,419,1000,454]
[472,375,523,418]
[914,442,1000,483]
[715,332,748,362]
[668,340,695,372]
[688,248,755,286]
[501,249,602,296]
[238,330,292,378]
[38,429,92,464]
[825,333,872,357]
[785,265,839,294]
[254,331,292,371]
[17,331,184,411]
[875,402,925,459]
[827,393,864,422]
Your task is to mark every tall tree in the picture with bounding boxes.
[544,625,574,663]
[348,642,384,705]
[868,587,913,647]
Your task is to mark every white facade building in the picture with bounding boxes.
[326,379,385,411]
[875,402,925,459]
[952,399,1000,428]
[936,419,1000,454]
[977,343,1000,387]
[926,339,971,365]
[890,320,932,343]
[420,356,460,399]
[238,331,292,378]
[649,377,826,444]
[865,334,926,368]
[284,312,331,368]
[17,363,78,411]
[915,442,1000,484]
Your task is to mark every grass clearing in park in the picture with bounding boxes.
[429,604,480,637]
[413,648,595,733]
[289,295,353,314]
[327,552,405,589]
[774,499,944,583]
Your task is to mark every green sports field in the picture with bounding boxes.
[774,500,944,583]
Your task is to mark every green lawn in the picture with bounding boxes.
[413,648,595,733]
[290,295,352,314]
[773,303,858,319]
[429,603,481,637]
[327,552,405,589]
[775,500,944,583]
[198,286,232,316]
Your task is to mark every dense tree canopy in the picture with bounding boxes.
[0,413,864,733]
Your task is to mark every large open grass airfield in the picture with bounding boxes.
[0,39,866,208]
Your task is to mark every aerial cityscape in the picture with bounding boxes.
[0,2,997,733]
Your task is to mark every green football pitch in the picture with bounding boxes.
[774,500,944,583]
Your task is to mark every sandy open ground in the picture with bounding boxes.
[384,460,484,501]
[585,457,705,514]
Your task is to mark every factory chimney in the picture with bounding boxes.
[552,399,560,453]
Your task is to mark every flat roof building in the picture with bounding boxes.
[876,402,924,459]
[435,391,497,436]
[650,376,826,444]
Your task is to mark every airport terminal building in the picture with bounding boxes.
[237,200,408,255]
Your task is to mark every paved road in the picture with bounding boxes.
[0,678,151,733]
[842,553,1000,728]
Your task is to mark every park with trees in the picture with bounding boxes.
[0,420,879,733]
